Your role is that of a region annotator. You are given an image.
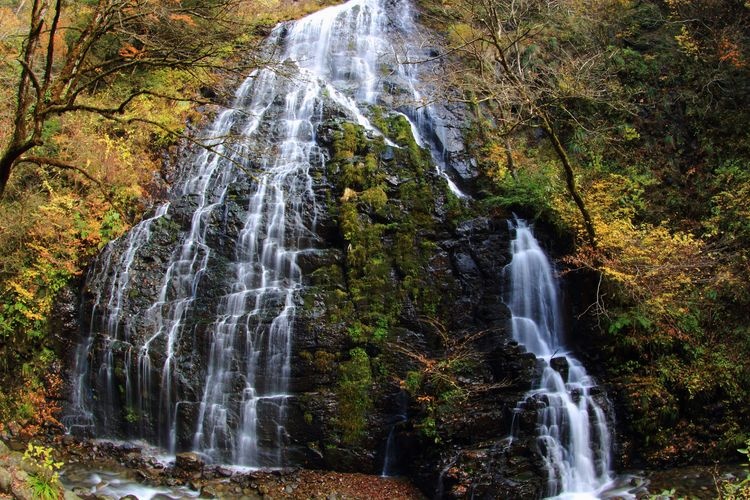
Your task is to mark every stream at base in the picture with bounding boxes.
[61,464,198,500]
[60,457,743,500]
[58,441,427,499]
[59,455,741,500]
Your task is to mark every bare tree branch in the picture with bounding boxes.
[0,0,262,198]
[20,155,102,187]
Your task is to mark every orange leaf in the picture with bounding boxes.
[169,13,197,27]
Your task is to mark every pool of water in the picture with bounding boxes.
[642,464,745,499]
[60,463,198,500]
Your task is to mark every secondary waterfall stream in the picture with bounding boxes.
[507,220,613,498]
[65,0,466,468]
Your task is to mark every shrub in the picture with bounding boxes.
[22,443,63,500]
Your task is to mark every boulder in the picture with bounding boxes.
[10,474,33,500]
[63,490,83,500]
[550,356,570,380]
[200,484,219,498]
[174,452,204,474]
[8,439,25,452]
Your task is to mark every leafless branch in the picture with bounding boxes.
[20,155,102,188]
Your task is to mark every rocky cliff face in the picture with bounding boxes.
[57,2,578,496]
[62,99,557,496]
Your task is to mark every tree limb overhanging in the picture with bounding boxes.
[0,0,260,198]
[20,155,103,188]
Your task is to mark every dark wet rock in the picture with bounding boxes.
[72,487,91,498]
[199,484,218,497]
[453,252,480,277]
[214,466,234,478]
[8,440,25,452]
[455,217,491,236]
[61,435,79,447]
[50,284,82,353]
[550,356,569,379]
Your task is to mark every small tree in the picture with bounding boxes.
[0,0,258,198]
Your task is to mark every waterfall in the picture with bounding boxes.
[188,66,317,465]
[380,391,408,477]
[506,220,613,498]
[63,203,170,436]
[380,3,469,198]
[66,0,465,466]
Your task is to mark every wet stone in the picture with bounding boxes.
[72,487,90,497]
[200,484,218,498]
[0,467,10,493]
[454,252,480,277]
[550,356,569,380]
[381,147,395,162]
[215,466,233,478]
[8,440,25,452]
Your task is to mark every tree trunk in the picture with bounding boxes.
[541,118,597,248]
[504,137,517,180]
[0,143,35,198]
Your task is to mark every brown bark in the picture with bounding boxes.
[541,116,597,248]
[0,142,37,198]
[0,0,251,199]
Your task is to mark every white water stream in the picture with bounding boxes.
[507,220,613,498]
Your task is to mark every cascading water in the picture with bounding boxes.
[506,220,613,498]
[187,67,318,465]
[63,203,170,436]
[66,0,466,467]
[380,391,408,477]
[380,4,470,198]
